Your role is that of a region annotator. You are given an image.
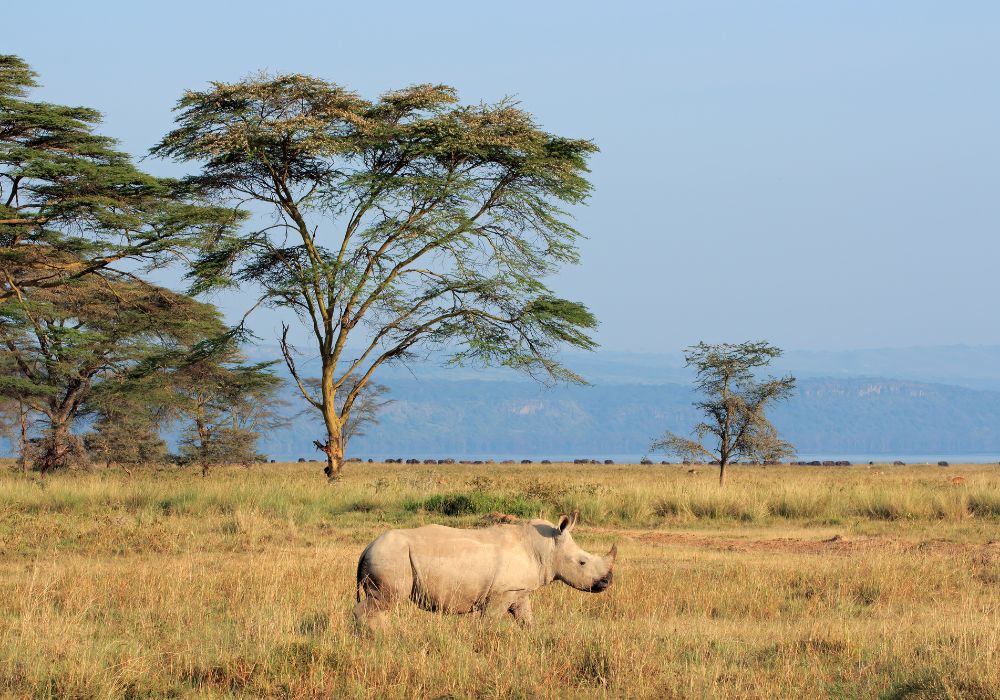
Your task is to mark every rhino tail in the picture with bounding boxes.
[356,541,375,602]
[356,557,364,602]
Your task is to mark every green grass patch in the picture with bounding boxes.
[404,491,545,518]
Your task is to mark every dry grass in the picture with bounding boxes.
[0,460,998,698]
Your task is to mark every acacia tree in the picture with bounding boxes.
[153,75,598,479]
[166,341,284,476]
[651,341,796,486]
[0,55,238,301]
[0,261,225,473]
[83,402,167,475]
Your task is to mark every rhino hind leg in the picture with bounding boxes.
[354,535,414,631]
[353,595,389,632]
[355,572,407,632]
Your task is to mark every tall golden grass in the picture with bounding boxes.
[1,460,998,698]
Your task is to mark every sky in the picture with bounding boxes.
[6,1,1000,353]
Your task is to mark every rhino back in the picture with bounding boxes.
[366,524,541,614]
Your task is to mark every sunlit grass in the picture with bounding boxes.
[0,460,998,697]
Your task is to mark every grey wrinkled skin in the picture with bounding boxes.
[354,512,617,630]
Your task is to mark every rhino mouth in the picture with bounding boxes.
[588,571,613,592]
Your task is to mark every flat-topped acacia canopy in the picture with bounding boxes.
[153,74,599,479]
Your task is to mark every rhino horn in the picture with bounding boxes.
[605,543,618,570]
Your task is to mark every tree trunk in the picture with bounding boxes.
[718,458,727,487]
[38,419,72,477]
[320,405,344,480]
[196,417,209,477]
[18,402,27,476]
[319,365,345,481]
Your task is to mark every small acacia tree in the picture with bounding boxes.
[153,75,598,479]
[83,403,167,475]
[651,341,796,486]
[167,341,284,476]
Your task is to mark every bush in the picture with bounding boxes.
[404,491,544,518]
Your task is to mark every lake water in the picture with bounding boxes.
[347,452,1000,465]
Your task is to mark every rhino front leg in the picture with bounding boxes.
[509,596,534,628]
[479,591,524,626]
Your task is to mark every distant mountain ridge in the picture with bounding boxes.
[264,376,1000,460]
[5,345,1000,460]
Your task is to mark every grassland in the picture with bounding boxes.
[0,460,998,699]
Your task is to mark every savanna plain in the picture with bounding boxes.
[1,460,998,699]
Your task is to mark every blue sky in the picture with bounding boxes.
[7,1,1000,352]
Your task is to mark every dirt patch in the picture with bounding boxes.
[619,530,998,557]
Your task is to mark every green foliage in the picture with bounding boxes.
[164,338,284,474]
[0,55,249,473]
[178,426,263,470]
[0,55,240,300]
[0,267,226,471]
[404,491,544,517]
[152,73,599,475]
[83,405,167,472]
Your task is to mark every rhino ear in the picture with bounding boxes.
[558,511,578,534]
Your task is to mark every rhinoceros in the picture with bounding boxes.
[354,511,617,629]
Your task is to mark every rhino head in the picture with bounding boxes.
[550,511,618,593]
